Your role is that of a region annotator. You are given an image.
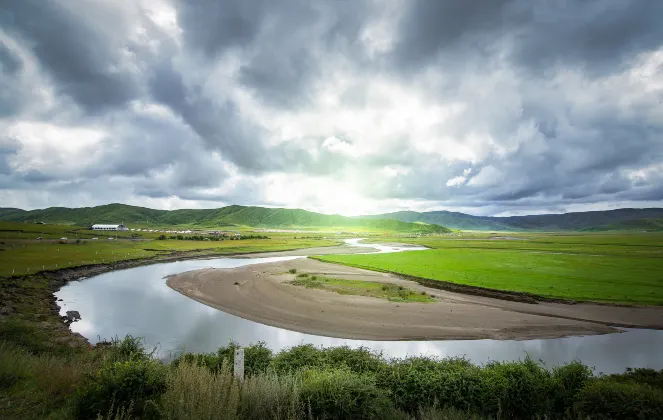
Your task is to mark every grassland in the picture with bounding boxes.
[289,275,434,303]
[0,221,342,277]
[316,232,663,305]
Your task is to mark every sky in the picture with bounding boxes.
[1,0,662,217]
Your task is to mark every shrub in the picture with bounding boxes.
[296,273,309,278]
[607,367,663,389]
[99,335,151,363]
[322,346,385,375]
[270,345,385,376]
[217,341,273,377]
[73,358,167,419]
[288,268,297,274]
[176,342,273,377]
[271,344,325,374]
[157,234,167,240]
[551,361,593,414]
[311,275,317,280]
[575,379,663,419]
[376,357,482,414]
[479,358,555,418]
[300,368,401,420]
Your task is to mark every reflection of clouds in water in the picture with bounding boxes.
[56,257,663,374]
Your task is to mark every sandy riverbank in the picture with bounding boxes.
[166,258,663,341]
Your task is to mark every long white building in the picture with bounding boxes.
[91,224,128,231]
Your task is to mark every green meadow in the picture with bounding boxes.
[316,232,663,305]
[289,274,434,303]
[0,221,340,277]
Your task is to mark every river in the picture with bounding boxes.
[55,240,663,374]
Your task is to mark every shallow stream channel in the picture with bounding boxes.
[55,239,663,374]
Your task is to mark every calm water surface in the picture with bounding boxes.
[55,241,663,374]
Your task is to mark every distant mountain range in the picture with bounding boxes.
[1,204,661,232]
[362,208,663,231]
[0,204,449,234]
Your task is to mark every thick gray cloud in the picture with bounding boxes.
[0,0,661,216]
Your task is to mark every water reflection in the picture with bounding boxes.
[56,256,663,374]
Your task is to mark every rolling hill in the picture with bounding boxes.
[362,208,663,231]
[0,204,450,233]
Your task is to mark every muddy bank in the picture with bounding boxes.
[166,258,663,341]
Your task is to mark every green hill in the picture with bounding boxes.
[363,208,663,231]
[581,218,663,232]
[0,204,450,233]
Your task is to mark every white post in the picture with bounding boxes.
[234,348,245,382]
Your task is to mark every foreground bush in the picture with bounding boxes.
[300,368,402,420]
[271,344,384,375]
[73,358,167,418]
[575,379,663,419]
[4,335,663,419]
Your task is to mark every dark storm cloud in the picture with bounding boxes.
[0,41,21,75]
[4,1,142,111]
[392,0,663,74]
[0,0,661,214]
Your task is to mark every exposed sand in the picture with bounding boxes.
[166,258,663,341]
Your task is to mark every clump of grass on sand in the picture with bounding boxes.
[288,276,434,303]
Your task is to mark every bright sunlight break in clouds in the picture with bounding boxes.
[1,0,662,216]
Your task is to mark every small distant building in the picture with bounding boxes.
[91,224,128,231]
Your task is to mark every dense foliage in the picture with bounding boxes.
[2,337,663,419]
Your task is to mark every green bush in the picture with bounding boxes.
[575,379,663,419]
[73,358,167,419]
[102,335,150,362]
[607,367,663,389]
[175,341,273,377]
[300,368,401,420]
[296,273,309,278]
[288,268,297,274]
[376,357,483,414]
[479,358,555,418]
[551,361,593,414]
[271,344,325,374]
[271,345,385,375]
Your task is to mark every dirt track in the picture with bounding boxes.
[166,258,663,341]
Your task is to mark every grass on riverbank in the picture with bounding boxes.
[2,337,662,419]
[289,275,434,303]
[0,224,340,277]
[317,232,663,305]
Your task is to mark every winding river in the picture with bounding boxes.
[55,240,663,374]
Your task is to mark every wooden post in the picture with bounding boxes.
[234,348,244,382]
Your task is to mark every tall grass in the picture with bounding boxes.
[161,360,302,420]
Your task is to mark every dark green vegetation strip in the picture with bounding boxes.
[317,233,663,305]
[2,337,662,419]
[289,275,434,303]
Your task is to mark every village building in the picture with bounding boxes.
[91,224,129,231]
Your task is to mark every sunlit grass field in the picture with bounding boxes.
[317,232,663,305]
[0,222,340,277]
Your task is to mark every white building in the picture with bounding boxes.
[91,224,129,231]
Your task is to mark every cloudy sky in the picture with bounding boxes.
[1,0,662,216]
